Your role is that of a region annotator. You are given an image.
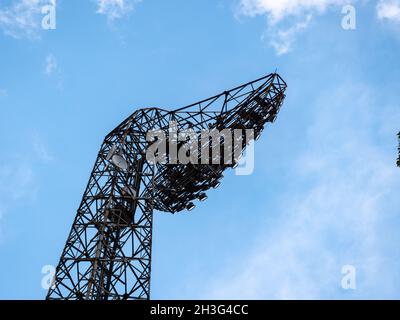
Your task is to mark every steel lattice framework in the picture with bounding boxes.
[47,73,287,300]
[397,132,400,168]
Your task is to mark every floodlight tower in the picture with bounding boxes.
[47,73,287,300]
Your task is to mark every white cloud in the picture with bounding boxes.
[237,0,353,55]
[0,88,7,97]
[377,0,400,21]
[267,14,312,55]
[202,84,400,299]
[0,0,49,39]
[96,0,141,21]
[45,53,57,76]
[238,0,348,24]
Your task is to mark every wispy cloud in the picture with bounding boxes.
[236,0,353,55]
[0,0,50,39]
[377,0,400,21]
[238,0,348,24]
[201,83,400,299]
[0,88,7,98]
[95,0,141,21]
[0,133,52,240]
[267,14,312,56]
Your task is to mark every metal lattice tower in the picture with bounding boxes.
[47,73,287,300]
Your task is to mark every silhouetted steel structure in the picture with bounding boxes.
[397,132,400,167]
[47,73,287,300]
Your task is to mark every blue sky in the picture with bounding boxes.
[0,0,400,299]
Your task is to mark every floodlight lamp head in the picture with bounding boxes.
[212,180,221,189]
[186,202,196,211]
[198,193,208,202]
[112,154,128,170]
